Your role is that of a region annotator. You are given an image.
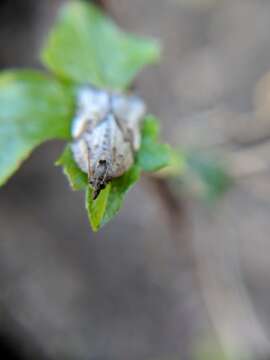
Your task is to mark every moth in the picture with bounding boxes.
[71,85,146,199]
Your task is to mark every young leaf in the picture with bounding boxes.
[86,166,139,231]
[101,165,140,227]
[41,0,160,90]
[0,70,74,186]
[86,182,111,232]
[57,145,140,231]
[86,166,140,231]
[140,115,160,140]
[137,115,172,172]
[55,145,87,190]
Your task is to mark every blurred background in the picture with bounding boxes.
[1,0,270,359]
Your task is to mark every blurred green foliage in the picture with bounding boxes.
[0,0,230,231]
[0,71,74,186]
[41,0,160,90]
[137,115,173,172]
[185,152,232,201]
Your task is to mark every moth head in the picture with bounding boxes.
[89,159,111,200]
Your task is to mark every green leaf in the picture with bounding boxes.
[55,145,87,190]
[0,70,74,186]
[101,165,140,227]
[186,152,232,200]
[137,115,172,172]
[140,115,159,140]
[86,166,140,231]
[86,182,111,232]
[138,142,172,172]
[58,145,140,231]
[41,0,160,90]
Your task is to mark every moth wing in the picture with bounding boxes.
[71,138,89,174]
[72,113,135,180]
[108,114,134,177]
[84,118,110,166]
[111,95,146,150]
[72,86,110,138]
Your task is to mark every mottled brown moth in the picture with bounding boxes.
[71,86,146,199]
